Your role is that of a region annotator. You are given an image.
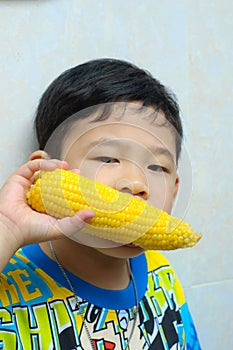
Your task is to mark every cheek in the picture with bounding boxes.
[148,175,176,213]
[93,166,119,188]
[66,152,100,180]
[78,160,118,187]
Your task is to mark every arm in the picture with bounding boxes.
[0,216,19,272]
[0,157,94,272]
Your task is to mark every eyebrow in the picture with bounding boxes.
[87,137,120,149]
[151,147,175,162]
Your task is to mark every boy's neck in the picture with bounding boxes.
[40,239,130,290]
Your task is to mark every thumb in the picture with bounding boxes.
[55,210,95,239]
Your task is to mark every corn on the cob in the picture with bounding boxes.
[26,168,201,250]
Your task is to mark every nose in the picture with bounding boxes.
[115,163,149,200]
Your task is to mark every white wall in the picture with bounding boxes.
[0,0,232,348]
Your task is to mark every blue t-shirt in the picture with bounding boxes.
[0,245,201,349]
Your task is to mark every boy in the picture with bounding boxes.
[0,59,201,349]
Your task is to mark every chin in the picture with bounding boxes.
[97,245,145,259]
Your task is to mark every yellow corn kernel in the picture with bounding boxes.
[26,168,201,250]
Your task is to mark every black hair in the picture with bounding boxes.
[35,58,183,159]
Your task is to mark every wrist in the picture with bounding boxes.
[0,213,22,254]
[0,214,21,272]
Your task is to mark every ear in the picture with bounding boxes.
[172,173,180,204]
[28,150,50,161]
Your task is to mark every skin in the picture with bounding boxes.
[0,157,94,272]
[0,103,180,290]
[39,103,180,289]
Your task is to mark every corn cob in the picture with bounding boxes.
[26,168,201,250]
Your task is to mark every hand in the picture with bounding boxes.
[0,156,94,271]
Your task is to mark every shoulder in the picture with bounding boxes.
[1,248,31,274]
[144,250,186,306]
[144,249,172,271]
[0,249,33,307]
[0,247,58,308]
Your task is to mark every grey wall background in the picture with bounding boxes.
[0,0,232,348]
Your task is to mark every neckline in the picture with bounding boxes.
[22,244,148,310]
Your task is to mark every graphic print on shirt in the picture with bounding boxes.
[0,252,186,349]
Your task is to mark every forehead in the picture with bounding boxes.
[61,102,177,159]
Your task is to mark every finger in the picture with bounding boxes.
[28,150,50,161]
[15,159,68,181]
[54,210,95,238]
[69,168,81,174]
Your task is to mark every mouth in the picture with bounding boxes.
[124,243,137,248]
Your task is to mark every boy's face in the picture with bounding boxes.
[56,102,180,257]
[62,103,179,214]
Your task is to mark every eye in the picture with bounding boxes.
[147,164,166,172]
[96,156,119,164]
